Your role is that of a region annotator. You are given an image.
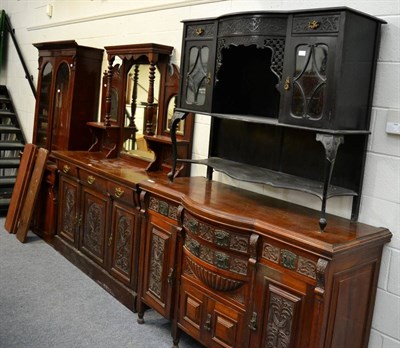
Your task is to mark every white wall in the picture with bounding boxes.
[0,0,399,346]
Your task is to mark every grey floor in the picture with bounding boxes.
[0,217,203,348]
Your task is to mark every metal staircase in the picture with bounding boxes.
[0,85,26,214]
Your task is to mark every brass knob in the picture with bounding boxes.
[195,27,204,36]
[114,187,124,198]
[87,175,96,185]
[108,234,113,247]
[308,20,320,29]
[63,165,70,174]
[284,76,291,91]
[206,72,212,85]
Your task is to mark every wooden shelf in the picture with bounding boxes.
[179,157,357,200]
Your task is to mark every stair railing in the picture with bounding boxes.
[2,10,36,97]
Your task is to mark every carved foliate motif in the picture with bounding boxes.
[262,243,280,263]
[185,236,248,275]
[183,213,249,254]
[63,186,76,235]
[218,17,287,36]
[266,292,295,348]
[149,233,165,298]
[281,250,296,270]
[148,196,178,221]
[297,256,317,279]
[84,202,103,257]
[114,215,132,274]
[261,242,317,280]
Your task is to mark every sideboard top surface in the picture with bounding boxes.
[52,151,391,257]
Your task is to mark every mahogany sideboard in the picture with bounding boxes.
[51,150,391,348]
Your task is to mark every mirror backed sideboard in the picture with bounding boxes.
[29,7,392,348]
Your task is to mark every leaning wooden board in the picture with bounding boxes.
[16,147,49,243]
[4,143,38,234]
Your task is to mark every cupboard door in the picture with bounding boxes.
[80,186,109,267]
[280,36,336,129]
[58,174,79,246]
[250,265,315,348]
[179,279,246,348]
[33,61,53,148]
[108,201,138,287]
[51,62,71,151]
[141,214,177,318]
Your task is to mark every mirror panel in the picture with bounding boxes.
[36,62,53,148]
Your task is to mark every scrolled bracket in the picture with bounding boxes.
[168,111,190,181]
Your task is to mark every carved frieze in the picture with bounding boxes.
[218,17,287,36]
[148,196,178,221]
[183,213,249,254]
[185,235,248,275]
[262,242,317,280]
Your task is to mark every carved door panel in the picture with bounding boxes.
[80,186,109,267]
[179,278,245,348]
[141,213,177,319]
[58,174,79,246]
[280,36,336,129]
[108,201,138,287]
[250,265,315,348]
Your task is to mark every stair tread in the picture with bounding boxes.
[0,125,20,132]
[0,197,11,206]
[0,110,15,116]
[0,176,17,186]
[0,141,25,148]
[0,158,21,167]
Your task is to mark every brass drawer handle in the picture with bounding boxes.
[114,187,124,198]
[308,20,320,29]
[195,27,204,36]
[63,165,70,174]
[284,76,291,91]
[87,175,96,185]
[204,314,212,331]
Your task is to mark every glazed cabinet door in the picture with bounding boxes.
[79,186,109,267]
[280,35,336,129]
[179,21,216,113]
[57,173,80,246]
[108,200,139,287]
[140,212,178,318]
[33,60,53,148]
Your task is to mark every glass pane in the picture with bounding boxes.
[292,44,328,119]
[313,44,328,78]
[51,63,70,150]
[36,62,52,147]
[291,82,305,117]
[185,46,209,105]
[308,84,325,118]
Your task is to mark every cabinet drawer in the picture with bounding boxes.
[147,194,179,222]
[292,13,341,34]
[185,22,215,39]
[58,160,78,178]
[260,238,319,282]
[107,181,135,206]
[79,169,107,193]
[218,15,287,36]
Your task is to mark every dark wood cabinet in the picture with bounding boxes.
[171,8,385,230]
[54,152,143,311]
[31,40,103,242]
[32,40,103,151]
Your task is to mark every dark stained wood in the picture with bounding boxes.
[4,143,37,234]
[16,148,49,243]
